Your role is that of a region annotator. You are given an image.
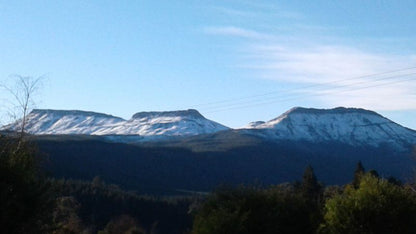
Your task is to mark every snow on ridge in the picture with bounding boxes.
[30,109,125,120]
[3,107,415,148]
[16,109,125,135]
[132,109,204,119]
[246,107,401,129]
[242,106,416,148]
[95,110,229,136]
[284,106,380,115]
[5,108,229,137]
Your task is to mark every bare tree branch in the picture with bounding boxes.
[0,75,43,151]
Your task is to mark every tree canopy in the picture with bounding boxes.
[320,173,416,234]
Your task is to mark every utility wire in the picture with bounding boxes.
[199,71,416,112]
[203,76,416,113]
[189,66,416,109]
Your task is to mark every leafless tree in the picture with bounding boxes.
[0,75,43,150]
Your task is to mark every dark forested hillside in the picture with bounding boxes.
[35,135,415,195]
[2,133,416,233]
[52,178,195,233]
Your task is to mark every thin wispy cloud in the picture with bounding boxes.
[245,42,416,110]
[203,3,416,112]
[248,45,415,81]
[209,2,303,20]
[210,6,255,17]
[203,26,273,40]
[318,85,416,111]
[235,1,304,20]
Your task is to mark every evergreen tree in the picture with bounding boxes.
[301,165,322,202]
[387,176,402,186]
[368,169,379,178]
[0,76,56,233]
[0,137,55,233]
[352,161,365,188]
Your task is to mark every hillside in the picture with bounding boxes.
[3,106,415,194]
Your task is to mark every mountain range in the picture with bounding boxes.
[4,107,416,149]
[4,108,228,136]
[2,107,416,193]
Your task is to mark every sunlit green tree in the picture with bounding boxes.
[192,185,318,234]
[320,173,416,234]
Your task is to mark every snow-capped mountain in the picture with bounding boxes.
[7,109,125,135]
[3,107,416,149]
[242,107,416,148]
[94,109,229,136]
[4,109,229,137]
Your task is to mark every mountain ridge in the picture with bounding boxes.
[242,107,416,149]
[3,107,415,192]
[132,109,204,119]
[3,107,416,149]
[30,109,125,120]
[3,108,229,137]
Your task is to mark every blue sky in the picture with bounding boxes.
[0,0,415,129]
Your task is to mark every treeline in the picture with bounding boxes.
[192,163,416,234]
[37,137,411,191]
[3,133,416,234]
[0,135,195,233]
[51,178,195,233]
[0,135,56,233]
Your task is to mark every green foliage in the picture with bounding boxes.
[98,215,147,234]
[320,173,416,234]
[192,185,320,234]
[322,185,343,202]
[52,178,195,234]
[4,131,416,234]
[52,196,85,234]
[0,136,55,233]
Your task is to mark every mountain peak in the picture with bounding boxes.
[4,107,415,148]
[132,109,204,119]
[243,106,416,149]
[284,107,380,116]
[4,108,228,138]
[30,109,124,120]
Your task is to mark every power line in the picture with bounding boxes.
[199,71,416,112]
[189,66,416,109]
[204,76,416,113]
[205,78,415,114]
